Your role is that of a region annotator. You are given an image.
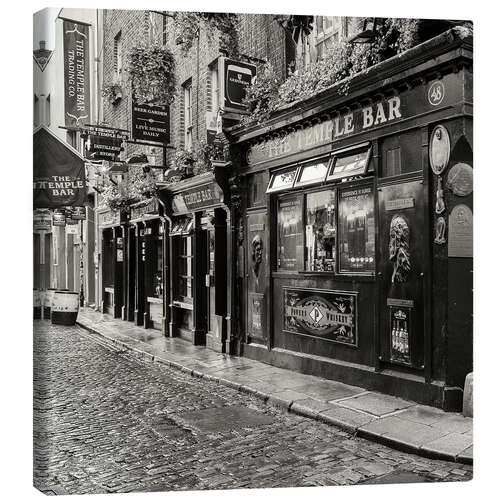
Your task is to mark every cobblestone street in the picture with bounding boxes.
[33,322,472,495]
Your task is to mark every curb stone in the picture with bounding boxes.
[76,319,472,465]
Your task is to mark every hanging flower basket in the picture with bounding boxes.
[127,44,176,106]
[102,83,123,105]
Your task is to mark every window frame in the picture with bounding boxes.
[326,142,372,182]
[274,179,375,277]
[113,31,123,80]
[183,81,193,150]
[172,233,194,303]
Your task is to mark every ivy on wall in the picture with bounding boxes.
[127,44,176,106]
[242,19,472,126]
[172,12,240,57]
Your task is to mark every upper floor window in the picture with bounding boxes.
[45,94,51,126]
[113,31,123,80]
[207,60,220,113]
[183,80,193,150]
[314,16,342,59]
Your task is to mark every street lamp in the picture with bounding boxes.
[348,17,379,44]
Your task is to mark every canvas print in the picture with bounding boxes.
[33,7,473,495]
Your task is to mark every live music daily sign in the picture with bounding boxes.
[131,100,170,144]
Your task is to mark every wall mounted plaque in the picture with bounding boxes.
[283,287,357,346]
[448,204,473,258]
[429,125,450,175]
[446,162,473,197]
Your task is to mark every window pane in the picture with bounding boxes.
[338,186,375,273]
[327,146,371,181]
[266,167,298,193]
[277,196,303,271]
[305,190,336,272]
[295,157,329,187]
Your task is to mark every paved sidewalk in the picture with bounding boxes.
[75,308,472,465]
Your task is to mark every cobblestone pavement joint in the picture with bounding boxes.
[73,308,473,467]
[34,320,472,494]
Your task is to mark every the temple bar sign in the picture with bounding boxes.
[248,96,402,164]
[33,127,87,208]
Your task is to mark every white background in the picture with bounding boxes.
[1,0,495,498]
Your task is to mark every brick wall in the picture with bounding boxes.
[102,10,290,171]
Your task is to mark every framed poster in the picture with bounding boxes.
[338,185,375,273]
[249,292,265,339]
[283,287,357,346]
[277,195,303,271]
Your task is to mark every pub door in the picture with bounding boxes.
[205,209,227,352]
[377,178,426,371]
[246,210,268,345]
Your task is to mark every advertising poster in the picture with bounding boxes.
[284,287,357,345]
[277,196,303,271]
[338,186,375,273]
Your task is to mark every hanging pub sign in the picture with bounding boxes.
[129,198,159,222]
[34,127,87,208]
[52,209,66,227]
[220,57,257,113]
[83,128,123,161]
[131,100,170,144]
[283,287,357,346]
[63,19,90,128]
[70,206,86,220]
[33,211,52,232]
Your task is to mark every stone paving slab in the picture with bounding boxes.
[75,308,473,464]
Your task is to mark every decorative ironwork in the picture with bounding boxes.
[389,215,411,284]
[434,216,446,244]
[435,176,446,214]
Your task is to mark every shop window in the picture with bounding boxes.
[326,142,371,182]
[266,165,299,193]
[153,236,163,298]
[305,190,336,272]
[277,195,303,271]
[294,155,331,188]
[338,185,375,273]
[175,235,193,302]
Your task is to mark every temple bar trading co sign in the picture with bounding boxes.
[247,74,458,166]
[283,287,358,346]
[63,19,90,128]
[131,100,170,144]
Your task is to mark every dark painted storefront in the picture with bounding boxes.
[159,170,234,353]
[97,208,126,317]
[226,29,473,410]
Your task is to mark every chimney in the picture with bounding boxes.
[39,40,46,51]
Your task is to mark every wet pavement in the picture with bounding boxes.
[33,321,472,495]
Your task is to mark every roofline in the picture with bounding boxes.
[225,27,472,143]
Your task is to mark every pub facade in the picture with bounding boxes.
[226,28,473,411]
[158,169,233,352]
